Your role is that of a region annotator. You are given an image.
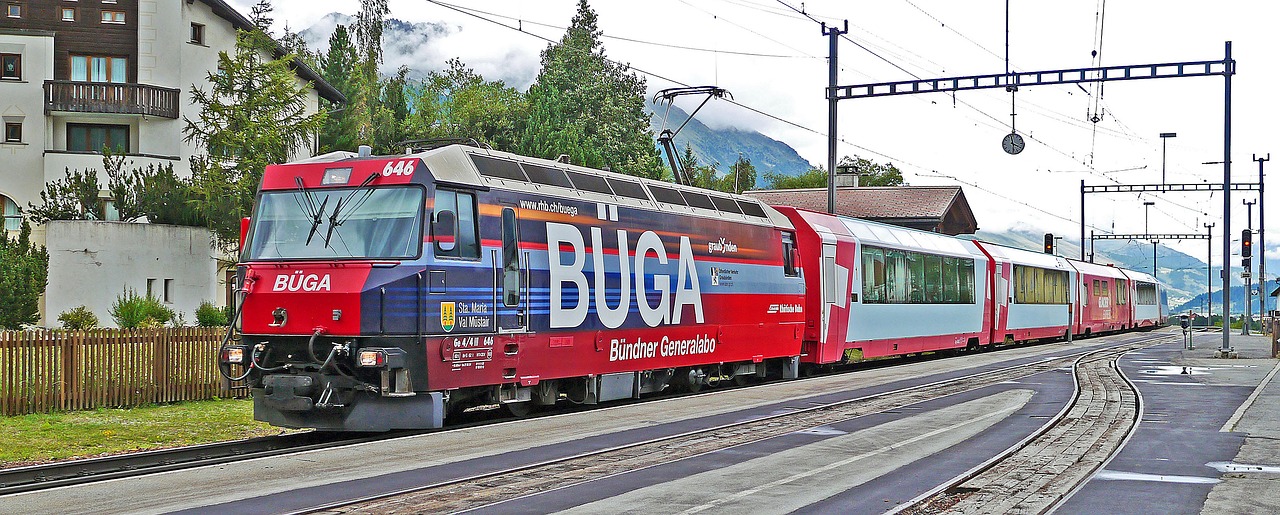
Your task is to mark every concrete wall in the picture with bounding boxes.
[44,221,221,328]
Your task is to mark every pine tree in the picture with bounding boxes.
[727,154,758,193]
[182,28,326,245]
[519,0,662,179]
[319,24,359,153]
[249,0,274,35]
[0,220,49,329]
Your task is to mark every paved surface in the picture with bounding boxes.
[1062,329,1280,515]
[0,338,1112,515]
[6,330,1278,514]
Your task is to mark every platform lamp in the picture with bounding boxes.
[1160,132,1177,184]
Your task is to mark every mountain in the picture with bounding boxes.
[648,104,813,187]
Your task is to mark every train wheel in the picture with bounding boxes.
[504,401,535,418]
[673,367,705,392]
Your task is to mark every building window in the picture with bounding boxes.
[190,23,205,44]
[70,55,127,83]
[101,10,124,24]
[61,7,75,21]
[146,278,157,297]
[2,195,19,231]
[6,4,19,18]
[163,279,173,303]
[67,123,129,153]
[0,54,18,80]
[4,122,20,143]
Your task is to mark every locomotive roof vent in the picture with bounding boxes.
[358,145,372,158]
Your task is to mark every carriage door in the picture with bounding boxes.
[496,206,527,332]
[821,241,841,345]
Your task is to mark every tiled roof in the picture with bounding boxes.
[744,186,963,219]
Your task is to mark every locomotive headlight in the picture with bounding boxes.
[358,350,385,367]
[221,345,248,364]
[357,347,407,369]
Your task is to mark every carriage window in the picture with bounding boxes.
[1136,282,1158,305]
[1013,265,1068,304]
[682,191,716,210]
[1116,279,1128,305]
[473,155,528,181]
[907,251,925,303]
[709,195,742,214]
[522,163,573,188]
[501,207,520,306]
[607,178,650,201]
[648,185,686,205]
[781,232,798,277]
[434,189,479,259]
[737,200,768,218]
[565,170,614,195]
[862,247,885,303]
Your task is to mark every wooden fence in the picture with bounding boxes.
[0,327,248,416]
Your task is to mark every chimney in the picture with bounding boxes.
[835,164,859,187]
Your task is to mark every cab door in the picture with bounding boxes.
[496,206,527,332]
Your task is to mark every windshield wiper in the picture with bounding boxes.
[305,195,329,246]
[323,172,380,248]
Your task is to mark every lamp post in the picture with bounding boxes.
[1160,132,1177,184]
[1145,201,1157,278]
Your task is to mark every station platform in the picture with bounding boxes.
[1064,329,1280,514]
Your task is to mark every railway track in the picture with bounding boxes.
[896,334,1158,514]
[0,430,404,496]
[297,332,1173,514]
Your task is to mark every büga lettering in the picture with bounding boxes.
[546,222,703,329]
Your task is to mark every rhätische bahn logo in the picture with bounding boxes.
[441,302,456,332]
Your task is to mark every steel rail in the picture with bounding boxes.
[889,334,1171,514]
[0,431,412,496]
[290,332,1174,514]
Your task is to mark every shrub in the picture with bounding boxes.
[110,289,175,329]
[196,301,229,327]
[57,306,99,330]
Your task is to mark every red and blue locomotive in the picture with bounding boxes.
[222,144,1167,431]
[223,145,806,430]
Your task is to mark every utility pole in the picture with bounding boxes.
[1220,41,1234,357]
[1256,153,1270,318]
[1206,222,1215,323]
[1161,132,1177,184]
[1244,199,1256,335]
[823,20,847,215]
[1145,201,1157,278]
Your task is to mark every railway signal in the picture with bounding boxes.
[1044,233,1055,254]
[1242,229,1253,257]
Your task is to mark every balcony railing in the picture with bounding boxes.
[44,80,180,119]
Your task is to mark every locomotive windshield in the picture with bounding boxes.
[244,186,424,260]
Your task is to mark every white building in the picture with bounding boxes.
[0,0,343,326]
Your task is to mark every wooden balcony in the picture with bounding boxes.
[44,80,181,119]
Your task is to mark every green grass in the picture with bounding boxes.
[0,398,299,467]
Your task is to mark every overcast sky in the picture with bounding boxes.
[231,0,1279,266]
